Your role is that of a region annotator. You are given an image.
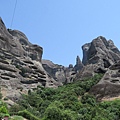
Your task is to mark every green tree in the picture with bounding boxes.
[81,94,96,106]
[44,105,63,120]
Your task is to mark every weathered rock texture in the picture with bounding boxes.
[82,36,120,65]
[73,56,84,72]
[75,36,120,99]
[42,60,74,83]
[0,18,59,102]
[90,61,120,99]
[76,36,120,79]
[42,56,83,83]
[1,17,120,101]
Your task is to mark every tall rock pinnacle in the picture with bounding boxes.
[74,56,84,72]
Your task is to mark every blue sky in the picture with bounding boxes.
[0,0,120,66]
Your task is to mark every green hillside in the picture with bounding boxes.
[1,74,120,120]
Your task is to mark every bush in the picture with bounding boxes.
[44,105,63,120]
[18,110,40,120]
[9,104,24,115]
[62,110,76,120]
[0,106,8,114]
[81,94,96,106]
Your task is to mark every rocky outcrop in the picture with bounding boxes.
[0,18,60,102]
[42,56,83,83]
[76,36,120,79]
[90,61,120,99]
[82,36,120,66]
[82,43,91,65]
[73,56,84,72]
[74,36,120,99]
[42,60,72,83]
[8,29,43,61]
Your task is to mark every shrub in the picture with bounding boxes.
[18,110,40,120]
[62,110,76,120]
[44,105,63,120]
[0,106,8,114]
[81,94,96,106]
[9,104,24,115]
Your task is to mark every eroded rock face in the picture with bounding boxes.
[42,60,72,83]
[75,36,120,99]
[90,61,120,99]
[0,18,60,102]
[82,36,120,66]
[42,56,83,83]
[82,43,91,65]
[74,56,84,72]
[76,36,120,79]
[8,29,43,61]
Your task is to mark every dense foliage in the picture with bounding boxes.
[0,100,10,119]
[2,73,120,120]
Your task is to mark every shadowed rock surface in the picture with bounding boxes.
[90,61,120,99]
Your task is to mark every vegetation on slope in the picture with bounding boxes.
[1,73,120,120]
[0,100,10,119]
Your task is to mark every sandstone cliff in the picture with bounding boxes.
[76,36,120,79]
[0,18,60,102]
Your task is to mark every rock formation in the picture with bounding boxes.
[1,17,120,101]
[42,56,83,83]
[75,36,120,99]
[90,61,120,99]
[76,36,120,79]
[42,60,74,83]
[73,56,84,72]
[82,36,120,66]
[0,18,60,102]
